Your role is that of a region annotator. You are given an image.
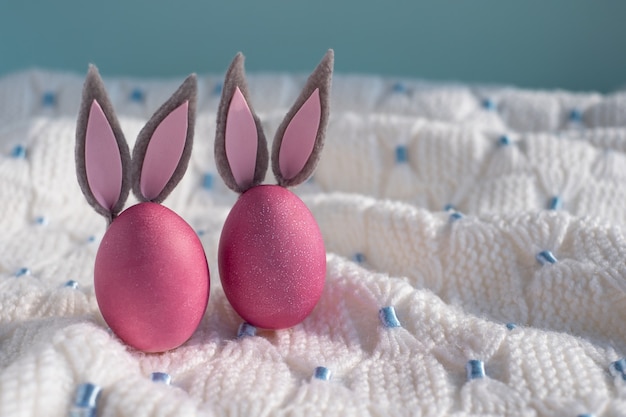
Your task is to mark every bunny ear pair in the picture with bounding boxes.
[76,66,197,223]
[215,50,334,193]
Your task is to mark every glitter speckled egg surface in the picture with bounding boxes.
[214,50,333,329]
[75,67,208,352]
[218,185,325,329]
[95,203,210,352]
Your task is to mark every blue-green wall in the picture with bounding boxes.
[1,0,625,92]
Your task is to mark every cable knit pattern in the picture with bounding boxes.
[1,70,626,416]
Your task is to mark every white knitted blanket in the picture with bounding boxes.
[1,69,626,417]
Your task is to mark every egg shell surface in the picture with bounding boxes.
[95,202,210,352]
[218,185,326,329]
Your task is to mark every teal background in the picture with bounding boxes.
[1,0,625,92]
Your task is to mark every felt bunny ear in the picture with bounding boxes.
[132,74,197,202]
[76,65,131,223]
[215,53,269,194]
[272,50,333,187]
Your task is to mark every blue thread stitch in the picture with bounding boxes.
[466,359,485,380]
[548,196,562,210]
[353,253,366,263]
[15,267,30,277]
[35,216,48,225]
[449,212,463,222]
[237,322,257,338]
[482,98,496,110]
[213,82,223,96]
[444,204,456,212]
[41,91,56,107]
[498,135,511,146]
[395,145,408,163]
[151,372,172,385]
[506,323,517,330]
[69,382,101,417]
[202,173,214,189]
[609,358,626,380]
[65,280,79,289]
[569,109,583,122]
[577,414,595,417]
[536,250,558,265]
[87,235,96,243]
[196,229,206,237]
[391,82,407,93]
[10,144,26,158]
[379,306,401,328]
[130,88,145,103]
[314,366,332,381]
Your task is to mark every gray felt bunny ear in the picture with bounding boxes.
[131,74,197,203]
[271,49,333,187]
[214,53,269,194]
[75,65,132,224]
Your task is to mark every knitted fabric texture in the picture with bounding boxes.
[1,70,626,416]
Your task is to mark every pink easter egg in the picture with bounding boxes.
[94,202,210,352]
[218,185,326,329]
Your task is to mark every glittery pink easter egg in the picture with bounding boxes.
[218,185,326,329]
[94,202,210,352]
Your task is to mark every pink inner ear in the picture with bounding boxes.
[85,100,123,210]
[225,87,258,189]
[279,89,321,180]
[140,101,189,200]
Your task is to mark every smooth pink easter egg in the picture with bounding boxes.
[218,185,326,329]
[94,202,210,352]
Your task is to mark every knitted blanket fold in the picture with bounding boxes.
[1,69,626,417]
